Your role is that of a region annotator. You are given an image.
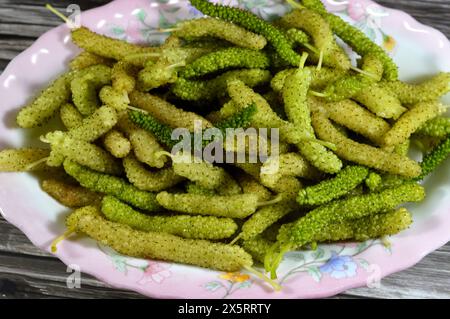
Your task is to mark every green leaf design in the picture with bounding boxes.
[139,265,148,272]
[264,13,282,22]
[158,11,172,29]
[135,9,147,23]
[236,0,246,8]
[383,243,393,255]
[313,247,325,260]
[242,0,266,10]
[111,26,125,36]
[366,28,377,43]
[290,252,305,263]
[307,266,322,283]
[355,21,377,42]
[204,281,222,292]
[163,7,181,14]
[357,258,370,271]
[110,256,128,273]
[356,241,369,254]
[238,281,252,289]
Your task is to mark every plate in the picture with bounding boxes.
[1,0,449,299]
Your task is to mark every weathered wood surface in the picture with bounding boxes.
[0,0,449,299]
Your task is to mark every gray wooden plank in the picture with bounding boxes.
[0,23,52,38]
[0,4,64,27]
[0,37,34,60]
[377,0,450,37]
[345,250,450,299]
[0,252,108,288]
[0,217,53,257]
[0,2,108,28]
[0,58,10,72]
[0,274,141,299]
[377,0,450,12]
[0,252,145,299]
[0,2,102,39]
[0,0,106,9]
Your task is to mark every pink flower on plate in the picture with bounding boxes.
[347,0,367,22]
[138,262,172,285]
[383,34,397,52]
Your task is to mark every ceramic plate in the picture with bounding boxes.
[1,0,449,299]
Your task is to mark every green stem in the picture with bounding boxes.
[46,4,69,23]
[299,52,309,69]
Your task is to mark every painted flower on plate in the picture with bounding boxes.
[219,272,251,283]
[138,262,172,285]
[319,253,357,279]
[203,272,252,298]
[347,0,367,22]
[383,34,396,52]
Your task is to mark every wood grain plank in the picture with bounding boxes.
[0,2,111,27]
[0,37,34,60]
[0,252,145,299]
[0,2,105,39]
[0,58,10,72]
[0,4,63,27]
[0,0,107,10]
[0,217,53,257]
[0,23,52,38]
[346,250,450,299]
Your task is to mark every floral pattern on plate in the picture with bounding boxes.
[102,0,396,54]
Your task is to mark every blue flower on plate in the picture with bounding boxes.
[319,253,357,279]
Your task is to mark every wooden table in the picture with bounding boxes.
[1,0,449,299]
